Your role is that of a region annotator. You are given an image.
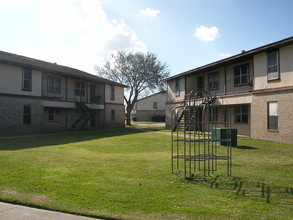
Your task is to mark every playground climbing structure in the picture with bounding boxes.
[171,90,232,181]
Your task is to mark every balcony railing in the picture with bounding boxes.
[42,86,103,104]
[186,78,252,99]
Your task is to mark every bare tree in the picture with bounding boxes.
[95,51,169,125]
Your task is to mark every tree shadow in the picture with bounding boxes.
[0,127,146,151]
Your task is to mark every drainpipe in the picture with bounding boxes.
[65,78,68,101]
[184,76,187,105]
[224,66,227,95]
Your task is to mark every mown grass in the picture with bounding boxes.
[130,122,169,132]
[0,128,292,219]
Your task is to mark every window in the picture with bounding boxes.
[48,107,61,122]
[235,105,248,123]
[208,72,219,90]
[22,68,32,91]
[48,77,61,93]
[75,81,85,96]
[110,85,115,100]
[175,78,180,96]
[267,51,280,81]
[268,102,278,130]
[153,101,158,109]
[209,107,218,122]
[23,105,31,124]
[111,109,115,122]
[234,64,249,86]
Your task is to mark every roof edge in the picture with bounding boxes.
[137,90,167,102]
[0,50,128,88]
[166,36,293,81]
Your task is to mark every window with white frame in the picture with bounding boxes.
[268,102,278,130]
[267,51,280,81]
[75,81,85,96]
[22,68,32,91]
[234,64,249,86]
[235,105,249,124]
[208,72,219,90]
[110,85,115,100]
[48,77,61,93]
[23,105,31,124]
[175,78,180,96]
[48,107,61,122]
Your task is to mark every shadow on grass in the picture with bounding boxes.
[232,145,259,150]
[0,127,145,151]
[207,175,293,206]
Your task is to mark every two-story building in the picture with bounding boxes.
[166,36,293,144]
[0,50,127,134]
[134,91,166,121]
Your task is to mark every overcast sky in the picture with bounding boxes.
[0,0,292,76]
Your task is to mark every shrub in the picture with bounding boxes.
[151,115,165,122]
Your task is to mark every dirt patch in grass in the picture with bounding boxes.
[30,194,52,204]
[1,189,52,205]
[1,189,18,195]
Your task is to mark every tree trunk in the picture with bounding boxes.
[126,106,132,125]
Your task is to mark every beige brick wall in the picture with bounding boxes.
[165,102,184,129]
[251,90,293,144]
[0,95,69,134]
[104,103,125,128]
[136,110,165,121]
[166,102,251,136]
[226,105,251,136]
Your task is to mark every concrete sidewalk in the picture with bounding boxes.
[0,202,101,220]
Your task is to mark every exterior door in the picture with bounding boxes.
[90,84,96,103]
[197,76,204,91]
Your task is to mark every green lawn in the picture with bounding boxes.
[0,128,292,219]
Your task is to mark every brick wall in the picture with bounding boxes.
[251,90,293,144]
[0,95,108,134]
[136,110,165,121]
[104,103,125,128]
[165,102,184,129]
[0,95,65,134]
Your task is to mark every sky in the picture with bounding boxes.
[0,0,292,77]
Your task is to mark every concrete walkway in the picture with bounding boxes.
[0,202,101,220]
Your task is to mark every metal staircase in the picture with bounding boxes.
[71,102,95,131]
[172,91,216,132]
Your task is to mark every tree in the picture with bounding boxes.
[95,51,170,125]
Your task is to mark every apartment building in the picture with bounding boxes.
[134,91,166,121]
[165,36,293,144]
[0,51,127,134]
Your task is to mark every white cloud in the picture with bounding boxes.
[220,53,232,58]
[138,8,160,18]
[25,0,147,74]
[193,25,219,42]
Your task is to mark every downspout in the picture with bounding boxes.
[224,66,227,95]
[65,77,68,101]
[103,84,106,128]
[184,76,187,105]
[41,72,44,97]
[65,77,68,129]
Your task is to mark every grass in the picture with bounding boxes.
[130,121,169,132]
[0,127,292,219]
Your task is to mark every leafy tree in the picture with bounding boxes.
[95,51,170,125]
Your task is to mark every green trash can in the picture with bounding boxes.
[212,128,237,146]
